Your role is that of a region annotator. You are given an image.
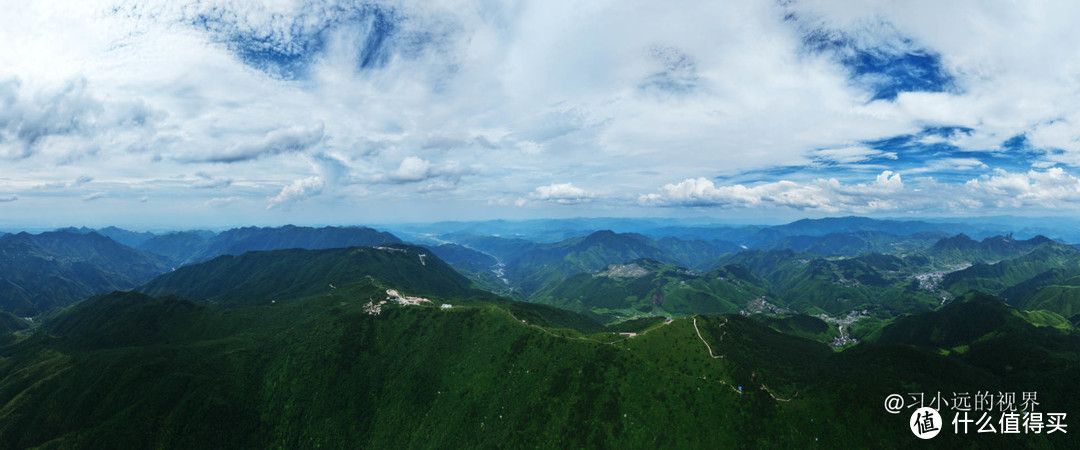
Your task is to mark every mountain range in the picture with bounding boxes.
[1,216,1080,446]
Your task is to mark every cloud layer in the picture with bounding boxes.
[3,1,1080,227]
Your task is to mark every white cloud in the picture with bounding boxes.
[0,77,158,161]
[641,168,1080,214]
[6,1,1080,225]
[963,167,1080,208]
[82,192,105,202]
[640,171,905,212]
[377,156,475,189]
[1029,120,1080,155]
[0,195,17,203]
[388,157,433,183]
[527,182,593,204]
[267,176,324,209]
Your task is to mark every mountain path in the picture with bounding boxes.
[486,305,797,402]
[693,316,726,359]
[691,315,798,401]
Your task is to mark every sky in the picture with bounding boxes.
[4,0,1080,229]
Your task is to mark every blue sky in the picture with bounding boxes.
[3,1,1080,229]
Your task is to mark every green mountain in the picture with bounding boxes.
[999,263,1080,320]
[0,231,170,316]
[923,233,1058,266]
[501,230,671,296]
[940,244,1080,296]
[718,251,942,315]
[2,286,1075,447]
[751,314,840,343]
[776,254,942,315]
[0,311,29,345]
[425,244,511,295]
[138,244,478,306]
[533,259,771,322]
[871,295,1080,416]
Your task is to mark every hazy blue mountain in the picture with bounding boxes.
[56,226,159,248]
[137,225,402,265]
[425,243,498,268]
[653,236,741,269]
[737,216,965,246]
[137,231,210,265]
[923,233,1057,265]
[500,230,671,296]
[0,231,171,315]
[430,233,541,262]
[758,230,948,256]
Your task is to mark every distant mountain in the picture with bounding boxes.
[137,231,209,265]
[139,244,476,306]
[0,231,171,315]
[533,258,771,322]
[425,243,498,268]
[501,230,670,296]
[57,226,158,248]
[742,216,967,246]
[653,236,741,269]
[137,225,402,265]
[424,244,510,294]
[758,230,947,256]
[925,233,1057,265]
[718,250,944,315]
[718,250,818,286]
[434,233,542,262]
[776,254,942,314]
[939,243,1080,296]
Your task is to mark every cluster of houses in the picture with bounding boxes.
[362,289,452,316]
[386,289,431,305]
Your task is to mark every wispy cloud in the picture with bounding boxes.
[82,192,105,202]
[3,1,1080,225]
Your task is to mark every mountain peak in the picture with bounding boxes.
[933,233,976,249]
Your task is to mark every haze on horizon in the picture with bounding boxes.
[4,1,1080,230]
